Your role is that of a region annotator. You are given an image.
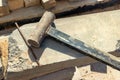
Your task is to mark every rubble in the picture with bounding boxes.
[0,0,109,24]
[0,9,119,79]
[0,0,9,16]
[0,0,120,80]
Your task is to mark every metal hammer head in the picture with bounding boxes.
[28,11,55,47]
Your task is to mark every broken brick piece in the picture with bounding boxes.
[0,37,8,80]
[41,0,56,9]
[0,0,9,17]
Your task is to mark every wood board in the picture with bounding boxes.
[0,0,109,24]
[0,9,120,79]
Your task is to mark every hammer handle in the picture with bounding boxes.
[28,11,55,47]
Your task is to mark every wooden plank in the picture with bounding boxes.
[33,67,75,80]
[8,0,24,11]
[9,10,120,68]
[0,0,9,17]
[0,10,120,79]
[0,0,109,24]
[0,56,97,80]
[24,0,40,7]
[1,51,119,80]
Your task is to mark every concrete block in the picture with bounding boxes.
[33,67,75,80]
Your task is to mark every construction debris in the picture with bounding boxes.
[0,0,109,24]
[33,67,76,80]
[0,36,8,80]
[0,0,9,17]
[0,9,120,79]
[0,0,120,80]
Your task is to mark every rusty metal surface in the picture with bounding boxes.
[47,27,120,70]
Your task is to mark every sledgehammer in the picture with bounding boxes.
[28,11,120,70]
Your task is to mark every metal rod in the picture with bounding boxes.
[15,22,40,66]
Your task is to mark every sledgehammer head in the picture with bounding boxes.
[28,11,55,47]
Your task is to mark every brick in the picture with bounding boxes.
[8,0,24,11]
[0,37,8,79]
[68,0,79,2]
[24,0,40,7]
[41,0,56,9]
[0,0,9,17]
